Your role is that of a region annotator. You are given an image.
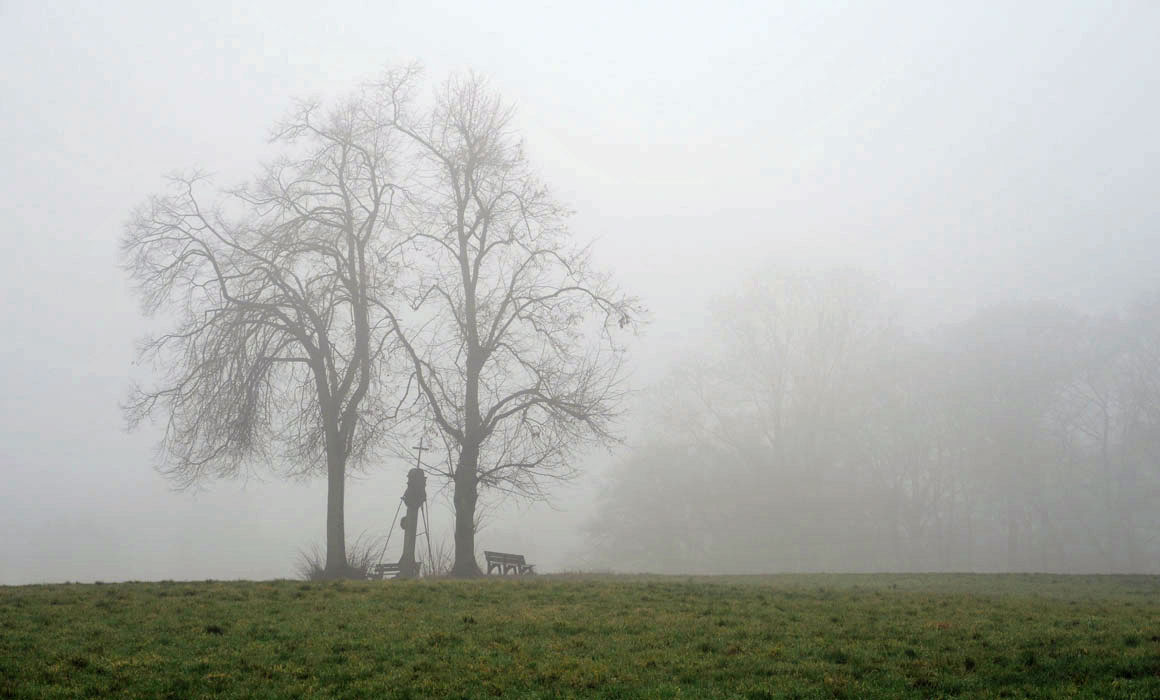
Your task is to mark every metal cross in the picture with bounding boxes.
[412,438,426,470]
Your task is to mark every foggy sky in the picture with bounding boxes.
[2,0,1159,583]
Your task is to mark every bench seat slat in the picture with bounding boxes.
[367,563,407,580]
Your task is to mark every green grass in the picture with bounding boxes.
[2,574,1159,698]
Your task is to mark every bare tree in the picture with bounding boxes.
[377,69,641,576]
[122,94,402,578]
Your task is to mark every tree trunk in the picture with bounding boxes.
[324,450,348,578]
[451,445,482,577]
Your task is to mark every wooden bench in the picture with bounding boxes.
[367,563,403,580]
[484,550,535,575]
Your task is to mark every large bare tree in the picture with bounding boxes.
[379,69,641,576]
[122,94,401,578]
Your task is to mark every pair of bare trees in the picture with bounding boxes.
[123,68,638,578]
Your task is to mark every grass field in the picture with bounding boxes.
[2,574,1159,698]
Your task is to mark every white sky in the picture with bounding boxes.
[2,0,1158,583]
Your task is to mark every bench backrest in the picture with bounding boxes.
[483,550,526,565]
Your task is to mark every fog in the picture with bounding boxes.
[2,0,1159,584]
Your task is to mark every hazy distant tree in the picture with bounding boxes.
[377,68,640,576]
[122,94,402,578]
[938,302,1085,571]
[1050,296,1160,570]
[590,268,898,572]
[1120,294,1160,565]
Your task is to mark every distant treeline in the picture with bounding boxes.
[588,269,1160,574]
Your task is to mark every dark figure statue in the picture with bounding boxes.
[398,467,426,578]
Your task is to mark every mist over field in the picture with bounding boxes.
[3,0,1160,584]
